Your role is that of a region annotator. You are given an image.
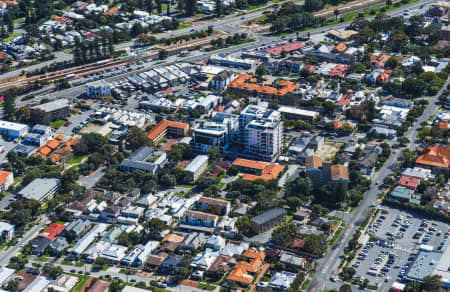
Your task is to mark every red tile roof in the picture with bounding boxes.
[242,163,285,181]
[228,74,299,97]
[265,42,305,55]
[328,64,349,77]
[0,170,12,186]
[232,158,268,170]
[416,145,450,169]
[104,7,119,15]
[227,249,266,285]
[398,175,420,189]
[39,223,66,241]
[334,42,347,52]
[146,120,189,140]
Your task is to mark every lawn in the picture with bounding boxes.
[13,18,24,24]
[3,32,20,42]
[198,283,216,291]
[35,257,48,262]
[50,119,67,128]
[301,279,311,290]
[217,182,225,190]
[72,275,89,291]
[329,226,344,246]
[177,20,193,30]
[67,154,88,165]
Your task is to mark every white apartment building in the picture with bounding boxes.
[192,112,238,154]
[238,105,282,162]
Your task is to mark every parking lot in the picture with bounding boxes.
[350,207,449,290]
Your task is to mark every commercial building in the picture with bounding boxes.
[146,120,189,146]
[0,267,15,287]
[31,99,70,121]
[250,208,287,234]
[407,240,450,288]
[278,106,319,122]
[209,53,256,69]
[18,178,61,202]
[85,80,111,97]
[0,120,28,138]
[120,146,167,174]
[185,155,209,182]
[0,170,13,192]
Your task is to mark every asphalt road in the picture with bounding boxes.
[0,215,50,266]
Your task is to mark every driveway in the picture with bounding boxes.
[78,166,107,189]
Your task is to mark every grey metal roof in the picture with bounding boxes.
[32,99,69,113]
[251,208,287,225]
[18,178,61,201]
[407,251,442,282]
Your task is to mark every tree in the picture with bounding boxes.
[255,65,267,81]
[236,216,251,235]
[402,78,427,97]
[339,284,352,292]
[215,0,223,16]
[5,279,19,292]
[43,264,63,279]
[3,94,16,121]
[422,275,442,292]
[354,63,366,73]
[158,49,168,60]
[271,223,296,248]
[404,280,422,292]
[109,281,121,292]
[126,127,150,150]
[208,146,221,161]
[303,234,326,256]
[159,174,176,186]
[385,56,399,69]
[304,0,322,11]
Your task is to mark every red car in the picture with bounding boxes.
[64,122,71,127]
